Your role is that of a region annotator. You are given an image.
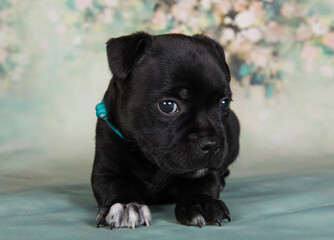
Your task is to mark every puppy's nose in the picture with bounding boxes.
[198,139,218,154]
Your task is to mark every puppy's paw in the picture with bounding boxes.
[175,195,230,227]
[97,202,152,230]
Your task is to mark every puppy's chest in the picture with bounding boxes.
[131,162,171,191]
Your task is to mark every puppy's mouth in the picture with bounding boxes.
[141,138,223,176]
[180,168,209,179]
[154,159,210,176]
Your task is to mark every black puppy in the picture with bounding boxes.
[91,32,240,229]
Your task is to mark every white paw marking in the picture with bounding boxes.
[189,214,206,226]
[105,202,152,229]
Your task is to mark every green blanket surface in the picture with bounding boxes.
[1,170,333,240]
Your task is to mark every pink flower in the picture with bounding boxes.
[249,1,263,16]
[121,10,130,20]
[233,0,248,12]
[235,11,255,29]
[300,44,318,61]
[75,0,92,10]
[218,1,232,15]
[152,10,167,28]
[280,2,295,18]
[188,14,200,30]
[322,32,334,49]
[219,28,235,44]
[250,48,271,68]
[264,21,282,43]
[228,33,253,55]
[296,24,312,41]
[241,27,263,43]
[294,9,306,19]
[171,2,192,23]
[307,17,328,36]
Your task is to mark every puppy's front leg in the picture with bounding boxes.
[175,171,230,227]
[92,176,151,229]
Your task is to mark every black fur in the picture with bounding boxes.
[91,32,240,228]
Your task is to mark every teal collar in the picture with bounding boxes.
[95,99,125,140]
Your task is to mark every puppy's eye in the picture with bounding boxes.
[219,98,230,112]
[159,101,179,114]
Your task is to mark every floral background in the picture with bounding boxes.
[0,0,334,176]
[1,0,334,96]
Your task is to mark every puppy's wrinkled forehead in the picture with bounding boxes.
[106,32,231,100]
[135,35,231,98]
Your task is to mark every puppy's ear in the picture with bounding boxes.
[106,32,152,80]
[193,34,231,82]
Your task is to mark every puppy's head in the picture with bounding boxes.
[106,32,232,175]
